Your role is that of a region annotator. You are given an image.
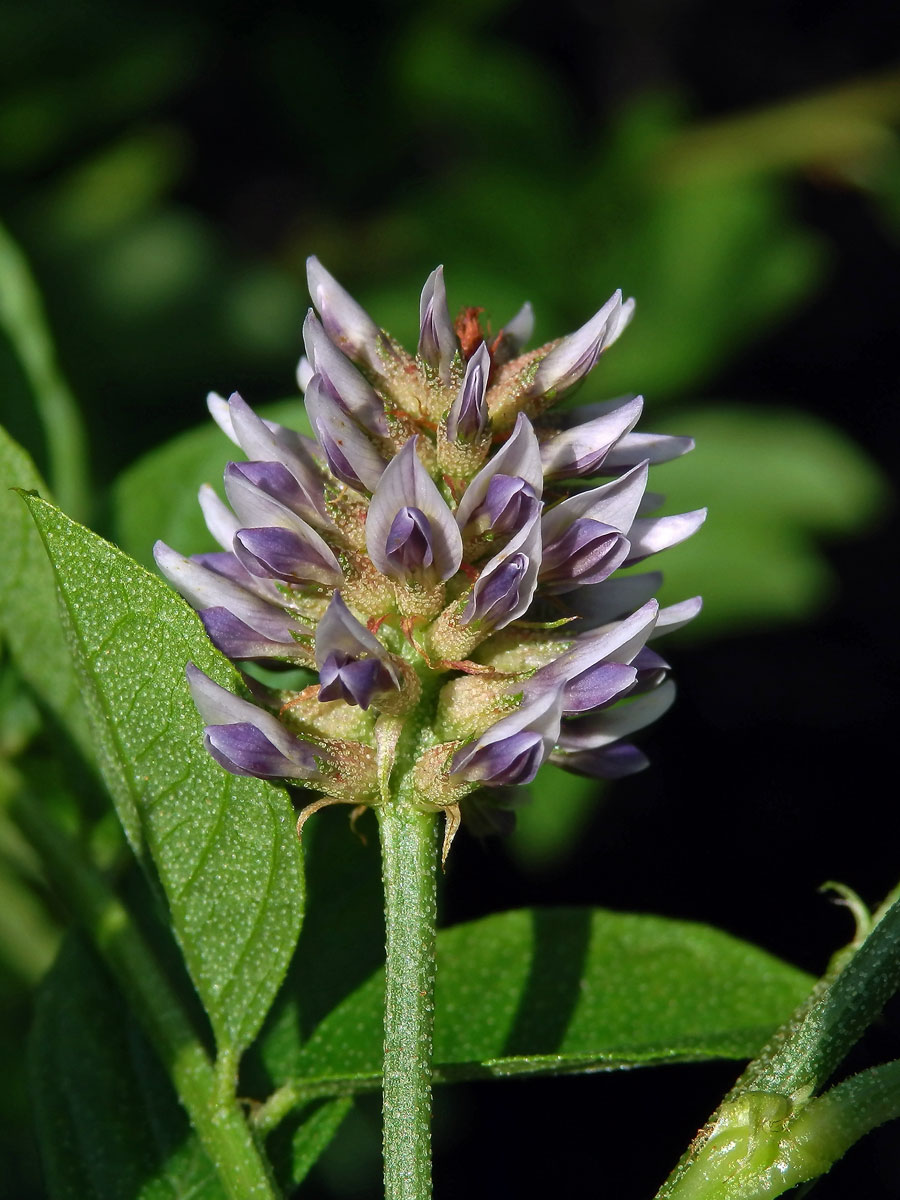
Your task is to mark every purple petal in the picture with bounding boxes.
[533,601,660,694]
[223,463,343,584]
[532,291,634,398]
[559,661,638,715]
[366,438,462,582]
[624,509,708,563]
[305,373,387,492]
[313,594,401,708]
[418,265,459,383]
[461,510,542,630]
[306,256,383,372]
[216,393,327,523]
[450,686,564,787]
[233,526,344,587]
[540,460,649,547]
[318,654,395,710]
[203,723,317,780]
[303,310,388,434]
[540,396,644,479]
[385,506,435,572]
[199,607,302,660]
[447,341,490,442]
[551,743,650,779]
[456,413,544,531]
[539,518,629,594]
[556,679,676,750]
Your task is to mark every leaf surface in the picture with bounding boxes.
[24,493,304,1054]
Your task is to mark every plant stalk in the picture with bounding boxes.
[378,801,438,1200]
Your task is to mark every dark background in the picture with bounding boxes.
[1,0,899,1195]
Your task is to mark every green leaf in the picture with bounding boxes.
[24,493,304,1055]
[31,935,227,1200]
[0,425,93,757]
[111,399,311,570]
[645,405,890,634]
[275,907,812,1091]
[0,221,90,520]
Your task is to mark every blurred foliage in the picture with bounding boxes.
[1,1,899,1196]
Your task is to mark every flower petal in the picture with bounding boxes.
[450,685,565,787]
[366,438,462,582]
[306,256,382,371]
[652,596,703,638]
[624,509,708,563]
[153,542,297,641]
[447,341,490,442]
[303,309,388,433]
[556,679,676,750]
[551,742,650,779]
[532,290,634,398]
[462,510,542,630]
[601,430,695,470]
[198,484,240,552]
[199,607,303,660]
[540,460,649,545]
[304,373,387,492]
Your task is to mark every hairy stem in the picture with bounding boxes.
[378,801,438,1200]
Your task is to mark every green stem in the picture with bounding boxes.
[12,792,280,1200]
[378,801,438,1200]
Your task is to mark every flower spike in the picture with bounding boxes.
[159,261,700,842]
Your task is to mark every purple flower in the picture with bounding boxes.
[366,438,462,583]
[540,396,644,479]
[455,413,543,533]
[186,664,323,780]
[461,511,542,630]
[315,593,401,709]
[303,310,389,435]
[305,373,387,493]
[450,687,565,787]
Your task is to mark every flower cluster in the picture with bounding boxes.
[155,260,704,847]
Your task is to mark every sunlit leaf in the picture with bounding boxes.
[24,494,304,1055]
[269,907,812,1090]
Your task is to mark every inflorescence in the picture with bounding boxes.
[155,260,705,851]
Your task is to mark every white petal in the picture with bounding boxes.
[625,509,707,561]
[198,484,239,552]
